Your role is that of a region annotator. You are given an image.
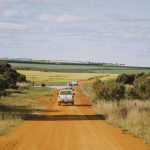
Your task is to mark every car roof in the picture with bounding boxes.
[60,89,72,92]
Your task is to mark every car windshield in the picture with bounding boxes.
[60,91,72,95]
[67,84,72,87]
[66,87,72,89]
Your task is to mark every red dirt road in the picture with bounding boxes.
[0,87,149,150]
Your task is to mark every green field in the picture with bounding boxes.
[9,61,150,85]
[11,62,150,74]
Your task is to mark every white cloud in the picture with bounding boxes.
[0,22,27,30]
[39,14,86,23]
[2,10,29,17]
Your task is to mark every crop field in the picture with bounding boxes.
[18,70,117,85]
[11,63,150,74]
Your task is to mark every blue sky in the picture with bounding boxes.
[0,0,150,66]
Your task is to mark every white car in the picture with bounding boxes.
[58,90,75,105]
[72,80,78,86]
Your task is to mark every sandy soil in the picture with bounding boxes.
[0,86,149,150]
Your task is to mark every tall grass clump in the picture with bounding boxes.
[0,112,21,135]
[94,100,150,143]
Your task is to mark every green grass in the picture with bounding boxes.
[11,63,150,74]
[0,88,53,135]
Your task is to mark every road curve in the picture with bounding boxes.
[0,87,149,150]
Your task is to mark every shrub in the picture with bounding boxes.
[138,79,150,99]
[136,72,145,78]
[41,83,46,87]
[126,86,139,99]
[17,74,26,82]
[93,80,125,103]
[116,73,150,100]
[134,73,150,99]
[93,80,112,100]
[116,74,135,85]
[111,84,125,101]
[0,74,9,90]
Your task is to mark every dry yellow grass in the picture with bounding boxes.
[94,100,150,143]
[18,70,117,85]
[0,116,21,135]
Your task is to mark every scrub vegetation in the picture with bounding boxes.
[80,73,150,143]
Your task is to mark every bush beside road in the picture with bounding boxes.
[80,73,150,143]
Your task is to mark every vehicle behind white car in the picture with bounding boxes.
[72,80,78,86]
[65,83,74,90]
[58,90,74,105]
